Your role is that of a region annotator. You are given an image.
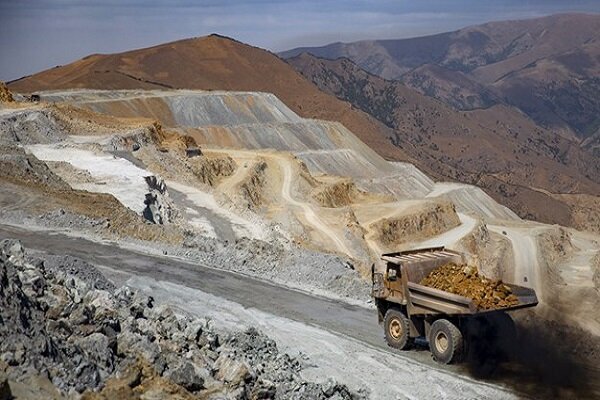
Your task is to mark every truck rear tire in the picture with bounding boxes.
[429,319,464,364]
[384,309,412,350]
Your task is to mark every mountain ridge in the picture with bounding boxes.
[280,13,600,140]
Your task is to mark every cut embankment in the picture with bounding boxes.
[38,89,303,126]
[275,154,353,257]
[353,200,464,256]
[370,201,461,247]
[427,183,520,221]
[27,144,150,213]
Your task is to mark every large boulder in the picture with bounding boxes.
[116,331,159,362]
[73,333,115,373]
[214,353,254,387]
[163,361,205,392]
[142,176,179,224]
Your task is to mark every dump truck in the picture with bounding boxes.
[371,247,538,364]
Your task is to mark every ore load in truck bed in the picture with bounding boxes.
[419,263,519,310]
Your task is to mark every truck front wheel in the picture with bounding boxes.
[384,309,412,350]
[429,319,464,364]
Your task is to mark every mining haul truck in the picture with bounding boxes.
[371,247,538,364]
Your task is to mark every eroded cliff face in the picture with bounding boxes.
[372,201,461,246]
[189,155,237,187]
[0,81,14,103]
[239,160,268,210]
[313,180,361,208]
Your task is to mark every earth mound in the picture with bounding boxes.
[0,82,13,102]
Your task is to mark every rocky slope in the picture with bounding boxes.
[0,239,363,399]
[287,53,600,232]
[9,32,600,233]
[7,34,414,165]
[399,64,499,110]
[281,13,600,140]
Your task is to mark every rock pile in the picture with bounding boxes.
[420,263,519,310]
[143,175,179,224]
[0,82,13,103]
[0,109,68,145]
[240,160,268,209]
[0,239,364,399]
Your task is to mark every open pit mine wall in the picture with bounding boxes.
[37,89,519,220]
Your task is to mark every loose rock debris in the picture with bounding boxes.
[0,81,13,103]
[0,239,365,399]
[420,263,519,309]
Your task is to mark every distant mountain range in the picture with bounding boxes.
[281,13,600,141]
[7,16,600,232]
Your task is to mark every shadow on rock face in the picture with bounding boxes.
[461,312,599,399]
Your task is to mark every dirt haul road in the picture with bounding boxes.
[0,223,522,399]
[276,154,354,257]
[488,225,542,293]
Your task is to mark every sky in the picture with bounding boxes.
[1,0,599,81]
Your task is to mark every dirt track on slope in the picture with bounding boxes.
[275,154,353,257]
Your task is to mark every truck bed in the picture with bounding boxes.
[407,281,538,315]
[381,247,538,316]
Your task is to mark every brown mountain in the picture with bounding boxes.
[8,34,410,164]
[287,53,600,231]
[280,13,600,140]
[399,64,499,110]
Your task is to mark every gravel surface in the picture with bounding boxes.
[172,231,372,304]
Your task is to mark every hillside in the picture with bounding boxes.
[399,64,499,110]
[7,33,600,231]
[287,53,600,232]
[7,34,412,164]
[280,13,600,140]
[3,90,600,387]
